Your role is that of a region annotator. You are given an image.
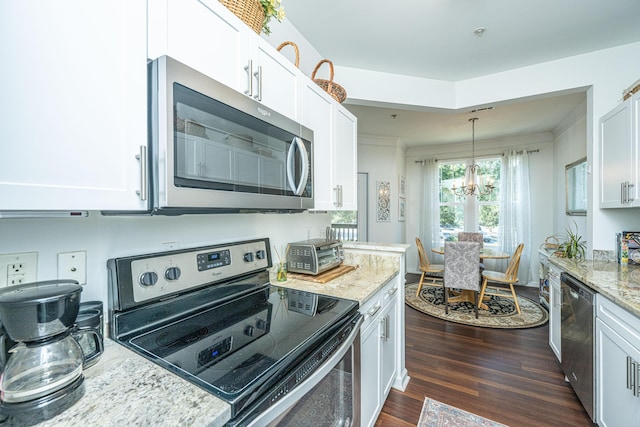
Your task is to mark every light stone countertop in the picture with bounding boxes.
[2,340,230,427]
[3,249,403,427]
[270,252,401,304]
[548,255,640,318]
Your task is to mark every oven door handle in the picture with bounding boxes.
[246,313,363,427]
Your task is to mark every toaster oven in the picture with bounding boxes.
[286,239,344,275]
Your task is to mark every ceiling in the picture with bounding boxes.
[283,0,640,148]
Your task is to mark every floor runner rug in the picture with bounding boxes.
[417,397,508,427]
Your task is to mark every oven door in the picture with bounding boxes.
[230,314,362,427]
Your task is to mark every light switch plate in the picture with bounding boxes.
[57,251,87,285]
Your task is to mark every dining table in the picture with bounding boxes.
[432,246,510,306]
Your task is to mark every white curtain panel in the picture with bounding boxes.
[499,150,532,284]
[419,160,441,261]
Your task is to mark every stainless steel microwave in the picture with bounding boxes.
[146,56,313,214]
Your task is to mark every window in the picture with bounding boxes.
[437,158,501,247]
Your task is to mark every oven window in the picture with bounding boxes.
[265,346,356,427]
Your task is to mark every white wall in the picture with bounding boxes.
[357,137,405,243]
[553,101,588,246]
[0,212,330,306]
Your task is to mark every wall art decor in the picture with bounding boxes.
[399,176,406,198]
[399,198,406,222]
[376,180,391,222]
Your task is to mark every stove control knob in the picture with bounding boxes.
[256,318,267,331]
[139,271,158,287]
[244,325,255,337]
[164,267,181,281]
[255,250,266,260]
[243,252,254,262]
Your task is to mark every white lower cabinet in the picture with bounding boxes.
[596,296,640,426]
[360,277,399,427]
[548,263,562,362]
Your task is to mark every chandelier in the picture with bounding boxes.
[451,117,495,197]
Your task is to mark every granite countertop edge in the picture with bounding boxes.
[270,252,402,304]
[548,255,640,318]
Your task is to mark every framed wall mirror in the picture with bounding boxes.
[566,157,587,216]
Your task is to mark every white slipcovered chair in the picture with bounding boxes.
[444,241,481,319]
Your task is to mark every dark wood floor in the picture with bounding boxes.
[374,274,596,427]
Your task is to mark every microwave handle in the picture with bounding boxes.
[286,137,309,196]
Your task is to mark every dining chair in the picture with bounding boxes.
[458,232,484,248]
[458,231,485,269]
[444,241,481,319]
[415,237,444,297]
[478,243,525,314]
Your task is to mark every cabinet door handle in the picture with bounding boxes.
[135,145,147,201]
[253,65,262,101]
[387,287,398,297]
[244,60,253,96]
[333,186,340,207]
[629,183,635,203]
[636,360,640,397]
[367,304,381,317]
[380,315,389,341]
[630,357,638,396]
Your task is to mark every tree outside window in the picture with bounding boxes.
[437,158,501,246]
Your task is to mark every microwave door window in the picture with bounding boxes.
[173,84,300,196]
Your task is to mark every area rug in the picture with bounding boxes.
[405,282,548,329]
[417,397,508,427]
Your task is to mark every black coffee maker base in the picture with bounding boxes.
[0,375,85,425]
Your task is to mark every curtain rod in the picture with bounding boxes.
[415,148,539,164]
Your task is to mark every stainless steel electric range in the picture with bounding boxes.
[108,238,362,426]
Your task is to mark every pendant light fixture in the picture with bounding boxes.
[452,117,495,197]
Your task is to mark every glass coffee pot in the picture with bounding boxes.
[0,280,95,421]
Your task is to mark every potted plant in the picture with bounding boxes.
[556,221,587,260]
[260,0,285,35]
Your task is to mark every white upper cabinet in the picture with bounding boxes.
[302,81,358,211]
[599,92,639,208]
[0,1,148,211]
[148,0,299,119]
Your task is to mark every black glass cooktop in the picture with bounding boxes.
[124,283,358,416]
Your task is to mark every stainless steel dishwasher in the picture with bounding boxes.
[560,272,596,422]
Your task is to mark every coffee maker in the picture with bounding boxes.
[0,280,100,421]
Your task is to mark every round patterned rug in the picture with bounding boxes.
[405,282,549,329]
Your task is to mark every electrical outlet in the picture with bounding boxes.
[0,252,37,287]
[58,251,87,285]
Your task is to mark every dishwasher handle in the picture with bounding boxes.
[560,272,595,304]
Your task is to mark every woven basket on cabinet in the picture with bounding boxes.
[311,59,347,103]
[219,0,264,34]
[276,41,300,68]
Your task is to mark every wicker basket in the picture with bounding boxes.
[276,41,300,68]
[623,82,640,100]
[312,59,347,103]
[540,235,559,251]
[219,0,264,34]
